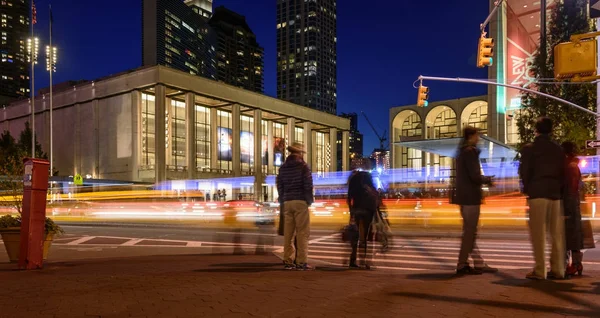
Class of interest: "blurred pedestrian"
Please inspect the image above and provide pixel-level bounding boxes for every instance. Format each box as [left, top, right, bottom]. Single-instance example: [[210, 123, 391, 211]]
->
[[519, 117, 566, 280], [347, 164, 378, 269], [454, 126, 496, 275], [276, 142, 314, 271], [561, 142, 584, 277]]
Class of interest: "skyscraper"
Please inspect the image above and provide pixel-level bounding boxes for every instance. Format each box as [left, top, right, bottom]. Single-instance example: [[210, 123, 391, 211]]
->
[[276, 0, 337, 114], [142, 0, 264, 93], [337, 112, 362, 170], [142, 0, 216, 79], [209, 6, 264, 93], [0, 0, 30, 105]]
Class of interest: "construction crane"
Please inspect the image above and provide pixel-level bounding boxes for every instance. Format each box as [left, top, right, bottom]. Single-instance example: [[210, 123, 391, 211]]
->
[[361, 111, 387, 151]]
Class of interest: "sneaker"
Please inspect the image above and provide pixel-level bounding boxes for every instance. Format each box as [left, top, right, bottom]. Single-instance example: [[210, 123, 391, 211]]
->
[[475, 264, 499, 273], [456, 266, 483, 275], [348, 263, 360, 269], [284, 263, 296, 270], [296, 263, 315, 271], [525, 271, 545, 280]]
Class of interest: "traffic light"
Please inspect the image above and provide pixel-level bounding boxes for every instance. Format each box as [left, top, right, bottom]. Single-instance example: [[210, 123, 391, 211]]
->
[[477, 34, 494, 68], [417, 84, 429, 107]]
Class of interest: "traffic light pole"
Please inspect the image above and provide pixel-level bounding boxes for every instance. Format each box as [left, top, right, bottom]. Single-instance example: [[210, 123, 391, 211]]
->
[[418, 75, 599, 118], [480, 0, 504, 32]]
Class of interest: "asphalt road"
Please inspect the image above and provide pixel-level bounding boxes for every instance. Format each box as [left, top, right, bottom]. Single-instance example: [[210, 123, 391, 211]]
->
[[12, 223, 592, 273]]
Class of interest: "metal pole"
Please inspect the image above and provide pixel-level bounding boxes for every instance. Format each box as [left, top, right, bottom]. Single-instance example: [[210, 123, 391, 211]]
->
[[596, 18, 600, 194], [418, 75, 599, 117], [49, 4, 53, 175], [540, 0, 547, 116], [30, 4, 35, 158], [480, 0, 504, 32]]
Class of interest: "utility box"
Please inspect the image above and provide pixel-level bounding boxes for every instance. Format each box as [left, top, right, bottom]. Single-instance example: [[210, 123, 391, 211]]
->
[[18, 158, 50, 270]]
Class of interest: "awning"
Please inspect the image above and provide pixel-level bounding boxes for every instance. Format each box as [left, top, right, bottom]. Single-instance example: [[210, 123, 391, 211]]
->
[[393, 135, 518, 161]]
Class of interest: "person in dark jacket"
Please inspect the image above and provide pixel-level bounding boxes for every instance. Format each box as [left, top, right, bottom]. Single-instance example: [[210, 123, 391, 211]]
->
[[454, 126, 496, 275], [562, 142, 584, 276], [519, 116, 566, 280], [276, 142, 314, 271], [347, 164, 379, 269]]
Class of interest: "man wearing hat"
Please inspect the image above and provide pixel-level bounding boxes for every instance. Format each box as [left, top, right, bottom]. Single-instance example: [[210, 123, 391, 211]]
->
[[276, 142, 315, 270]]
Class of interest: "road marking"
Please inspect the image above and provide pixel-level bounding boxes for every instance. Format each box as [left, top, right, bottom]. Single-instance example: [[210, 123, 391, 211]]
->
[[309, 233, 340, 244], [121, 238, 145, 246], [66, 236, 97, 245], [186, 241, 203, 247], [216, 231, 277, 237]]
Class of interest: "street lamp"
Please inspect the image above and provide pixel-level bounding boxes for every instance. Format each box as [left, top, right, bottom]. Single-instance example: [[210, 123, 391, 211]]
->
[[46, 45, 57, 176], [27, 37, 39, 158]]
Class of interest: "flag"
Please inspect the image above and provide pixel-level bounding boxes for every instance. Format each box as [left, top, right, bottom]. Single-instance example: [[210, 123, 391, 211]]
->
[[32, 1, 37, 25]]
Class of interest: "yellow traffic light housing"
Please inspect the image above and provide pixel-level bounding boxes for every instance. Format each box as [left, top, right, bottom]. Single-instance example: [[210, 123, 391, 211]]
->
[[554, 39, 597, 81], [417, 84, 429, 107], [477, 34, 494, 68]]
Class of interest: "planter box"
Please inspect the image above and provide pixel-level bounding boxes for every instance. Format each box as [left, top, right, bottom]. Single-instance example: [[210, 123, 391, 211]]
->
[[0, 228, 54, 263]]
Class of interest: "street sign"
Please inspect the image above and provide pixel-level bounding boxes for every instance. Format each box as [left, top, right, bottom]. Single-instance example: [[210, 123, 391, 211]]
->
[[586, 140, 600, 148], [591, 0, 600, 19], [73, 174, 83, 185]]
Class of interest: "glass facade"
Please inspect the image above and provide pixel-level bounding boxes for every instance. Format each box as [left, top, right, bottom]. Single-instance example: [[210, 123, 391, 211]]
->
[[196, 105, 211, 170], [170, 99, 186, 168], [240, 115, 255, 173], [217, 110, 232, 171], [141, 93, 156, 168]]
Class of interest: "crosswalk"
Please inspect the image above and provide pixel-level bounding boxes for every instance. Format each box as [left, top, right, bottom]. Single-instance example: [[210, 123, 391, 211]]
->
[[307, 234, 600, 271]]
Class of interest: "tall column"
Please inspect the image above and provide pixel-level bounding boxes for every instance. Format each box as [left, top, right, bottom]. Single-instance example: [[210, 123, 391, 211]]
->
[[329, 128, 337, 172], [154, 84, 167, 183], [185, 92, 196, 179], [253, 109, 263, 200], [286, 117, 295, 153], [342, 130, 350, 171], [210, 107, 218, 171], [131, 90, 141, 181], [267, 120, 274, 174], [232, 104, 241, 176], [303, 122, 312, 166]]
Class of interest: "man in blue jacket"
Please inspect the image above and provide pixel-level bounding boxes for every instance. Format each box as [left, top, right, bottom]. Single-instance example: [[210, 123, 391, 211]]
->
[[276, 142, 314, 270]]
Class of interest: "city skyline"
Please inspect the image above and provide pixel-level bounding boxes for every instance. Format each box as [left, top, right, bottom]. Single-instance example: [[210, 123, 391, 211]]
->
[[11, 0, 488, 156]]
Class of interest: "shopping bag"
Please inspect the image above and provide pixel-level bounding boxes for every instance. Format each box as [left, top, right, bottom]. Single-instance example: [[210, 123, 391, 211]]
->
[[582, 219, 595, 249]]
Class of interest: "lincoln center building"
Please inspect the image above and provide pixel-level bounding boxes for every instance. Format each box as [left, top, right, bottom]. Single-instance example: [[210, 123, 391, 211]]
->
[[0, 66, 350, 198]]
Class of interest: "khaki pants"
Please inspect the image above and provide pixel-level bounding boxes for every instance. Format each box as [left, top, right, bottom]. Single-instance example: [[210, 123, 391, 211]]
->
[[528, 198, 565, 278], [283, 200, 310, 265]]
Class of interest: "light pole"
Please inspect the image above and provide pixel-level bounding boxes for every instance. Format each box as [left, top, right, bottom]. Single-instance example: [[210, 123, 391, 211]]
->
[[27, 36, 39, 158], [46, 44, 56, 176]]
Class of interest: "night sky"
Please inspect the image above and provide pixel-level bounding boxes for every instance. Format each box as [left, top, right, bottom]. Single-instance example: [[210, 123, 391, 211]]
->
[[31, 0, 490, 155]]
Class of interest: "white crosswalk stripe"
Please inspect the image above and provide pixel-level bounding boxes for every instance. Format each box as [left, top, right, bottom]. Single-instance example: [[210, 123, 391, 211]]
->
[[307, 234, 600, 272]]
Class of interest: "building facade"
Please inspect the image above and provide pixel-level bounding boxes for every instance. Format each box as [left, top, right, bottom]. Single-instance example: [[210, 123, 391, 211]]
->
[[0, 0, 30, 105], [0, 66, 351, 199], [142, 0, 216, 80], [209, 6, 264, 93], [276, 0, 337, 114]]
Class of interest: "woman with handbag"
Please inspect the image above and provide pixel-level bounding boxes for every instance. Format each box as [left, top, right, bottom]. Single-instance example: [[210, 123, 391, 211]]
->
[[562, 142, 585, 276]]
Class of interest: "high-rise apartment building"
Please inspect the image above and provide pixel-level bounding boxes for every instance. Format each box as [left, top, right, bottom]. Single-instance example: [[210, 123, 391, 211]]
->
[[337, 112, 362, 170], [209, 6, 264, 93], [142, 0, 216, 80], [276, 0, 337, 114], [0, 0, 30, 105], [142, 0, 264, 93]]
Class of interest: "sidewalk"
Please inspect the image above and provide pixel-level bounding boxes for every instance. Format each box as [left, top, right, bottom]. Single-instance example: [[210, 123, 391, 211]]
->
[[1, 253, 599, 317]]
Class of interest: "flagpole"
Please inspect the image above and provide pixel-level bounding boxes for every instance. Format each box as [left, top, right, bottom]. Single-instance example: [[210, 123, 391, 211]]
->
[[49, 4, 53, 175], [30, 1, 35, 158]]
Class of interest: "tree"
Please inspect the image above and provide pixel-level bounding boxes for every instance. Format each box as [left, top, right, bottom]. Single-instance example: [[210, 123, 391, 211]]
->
[[516, 0, 596, 154], [0, 122, 48, 213]]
